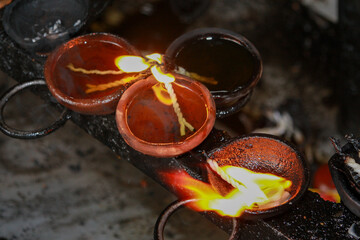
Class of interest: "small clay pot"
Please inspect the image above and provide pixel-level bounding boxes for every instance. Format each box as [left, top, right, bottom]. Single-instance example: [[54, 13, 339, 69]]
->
[[115, 73, 216, 158], [165, 28, 262, 118], [44, 32, 141, 115]]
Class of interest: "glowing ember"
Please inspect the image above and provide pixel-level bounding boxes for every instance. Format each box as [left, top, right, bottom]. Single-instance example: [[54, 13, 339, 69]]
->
[[162, 162, 292, 217]]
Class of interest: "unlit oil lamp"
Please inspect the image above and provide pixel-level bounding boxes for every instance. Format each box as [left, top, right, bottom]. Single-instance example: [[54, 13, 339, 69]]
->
[[329, 136, 360, 217], [115, 54, 216, 157], [155, 134, 309, 239], [44, 33, 141, 115], [2, 0, 90, 54], [165, 28, 262, 118]]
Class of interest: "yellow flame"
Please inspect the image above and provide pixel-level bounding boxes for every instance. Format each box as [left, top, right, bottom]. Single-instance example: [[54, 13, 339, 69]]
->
[[221, 166, 292, 202], [162, 166, 292, 217], [115, 55, 150, 73], [150, 65, 175, 84], [145, 53, 162, 64], [151, 83, 172, 105]]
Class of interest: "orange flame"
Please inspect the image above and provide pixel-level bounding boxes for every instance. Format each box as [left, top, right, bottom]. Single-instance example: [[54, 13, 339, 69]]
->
[[162, 166, 292, 217]]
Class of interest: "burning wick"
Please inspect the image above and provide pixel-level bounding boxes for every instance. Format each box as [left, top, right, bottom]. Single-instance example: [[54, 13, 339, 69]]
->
[[116, 54, 194, 136], [207, 159, 244, 191], [150, 65, 194, 136], [207, 159, 292, 210], [162, 160, 293, 217], [67, 53, 194, 135], [67, 54, 215, 95]]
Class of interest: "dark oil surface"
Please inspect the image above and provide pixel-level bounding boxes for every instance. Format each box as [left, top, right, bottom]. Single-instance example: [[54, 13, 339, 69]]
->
[[174, 37, 255, 92], [127, 82, 207, 143], [53, 40, 130, 99]]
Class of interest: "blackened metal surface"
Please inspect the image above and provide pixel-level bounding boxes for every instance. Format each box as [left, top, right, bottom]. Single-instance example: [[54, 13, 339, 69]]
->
[[329, 139, 360, 218], [265, 191, 358, 239], [329, 153, 360, 218], [2, 0, 89, 53], [0, 12, 359, 240], [338, 0, 360, 136]]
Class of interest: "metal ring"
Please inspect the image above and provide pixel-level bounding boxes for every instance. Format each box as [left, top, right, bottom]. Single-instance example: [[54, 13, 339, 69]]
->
[[0, 79, 71, 139], [154, 199, 240, 240]]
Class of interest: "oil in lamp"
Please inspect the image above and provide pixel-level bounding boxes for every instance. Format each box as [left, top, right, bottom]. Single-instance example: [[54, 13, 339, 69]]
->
[[165, 28, 262, 118]]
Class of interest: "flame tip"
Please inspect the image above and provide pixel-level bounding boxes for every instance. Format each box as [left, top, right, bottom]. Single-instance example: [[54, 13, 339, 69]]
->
[[162, 165, 292, 217]]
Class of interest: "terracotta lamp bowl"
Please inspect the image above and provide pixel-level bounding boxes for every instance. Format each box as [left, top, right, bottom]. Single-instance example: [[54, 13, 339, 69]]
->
[[207, 134, 310, 220], [165, 28, 262, 118], [116, 73, 216, 158], [44, 33, 141, 115]]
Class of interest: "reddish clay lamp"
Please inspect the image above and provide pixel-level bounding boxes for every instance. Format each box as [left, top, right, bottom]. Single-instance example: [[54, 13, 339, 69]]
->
[[116, 70, 216, 158], [206, 134, 309, 219], [44, 33, 141, 115]]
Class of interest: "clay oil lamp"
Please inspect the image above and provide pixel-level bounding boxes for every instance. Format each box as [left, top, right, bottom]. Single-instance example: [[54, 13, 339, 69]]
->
[[2, 0, 90, 54], [165, 28, 262, 118], [44, 33, 141, 115], [155, 134, 309, 239], [329, 136, 360, 217], [157, 134, 309, 229], [204, 134, 309, 219], [115, 53, 216, 158]]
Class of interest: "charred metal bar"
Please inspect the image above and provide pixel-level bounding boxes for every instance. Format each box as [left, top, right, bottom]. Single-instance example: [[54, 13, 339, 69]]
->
[[0, 9, 359, 239]]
